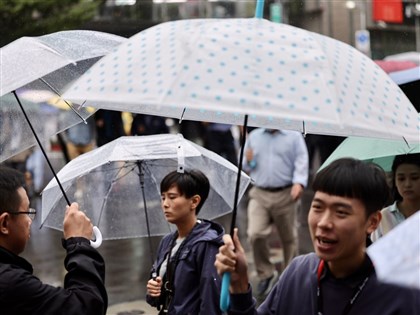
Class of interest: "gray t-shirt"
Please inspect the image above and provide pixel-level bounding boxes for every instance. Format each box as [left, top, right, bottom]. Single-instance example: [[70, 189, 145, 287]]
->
[[158, 237, 185, 279]]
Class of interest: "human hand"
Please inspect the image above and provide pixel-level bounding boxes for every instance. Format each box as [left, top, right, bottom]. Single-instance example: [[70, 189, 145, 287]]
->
[[147, 276, 162, 297], [63, 202, 93, 240], [215, 228, 249, 293], [290, 183, 303, 201]]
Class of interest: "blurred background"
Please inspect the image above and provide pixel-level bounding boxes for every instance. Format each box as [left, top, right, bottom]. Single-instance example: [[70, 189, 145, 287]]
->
[[1, 0, 419, 57]]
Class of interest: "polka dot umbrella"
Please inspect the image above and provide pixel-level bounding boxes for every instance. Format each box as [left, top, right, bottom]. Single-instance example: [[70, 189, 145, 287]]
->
[[62, 4, 420, 309], [63, 18, 419, 143]]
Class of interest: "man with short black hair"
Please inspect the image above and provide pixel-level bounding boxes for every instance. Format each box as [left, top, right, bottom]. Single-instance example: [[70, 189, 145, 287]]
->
[[146, 169, 224, 315], [215, 158, 420, 314], [0, 166, 108, 315]]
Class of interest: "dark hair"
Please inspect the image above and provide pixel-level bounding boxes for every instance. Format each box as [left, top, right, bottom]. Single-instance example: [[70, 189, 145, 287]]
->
[[312, 158, 390, 217], [391, 153, 420, 201], [0, 166, 26, 214], [160, 169, 210, 215]]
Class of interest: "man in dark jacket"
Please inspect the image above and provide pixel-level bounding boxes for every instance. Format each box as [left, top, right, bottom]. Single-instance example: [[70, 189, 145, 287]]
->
[[146, 169, 224, 315], [215, 158, 420, 315], [0, 166, 108, 314]]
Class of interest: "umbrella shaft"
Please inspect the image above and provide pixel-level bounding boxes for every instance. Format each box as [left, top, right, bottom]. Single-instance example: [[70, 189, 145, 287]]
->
[[13, 91, 71, 206], [229, 115, 248, 237]]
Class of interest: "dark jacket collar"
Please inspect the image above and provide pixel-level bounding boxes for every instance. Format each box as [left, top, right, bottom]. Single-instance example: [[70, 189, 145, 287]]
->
[[322, 254, 374, 288], [0, 246, 33, 273], [157, 219, 224, 265]]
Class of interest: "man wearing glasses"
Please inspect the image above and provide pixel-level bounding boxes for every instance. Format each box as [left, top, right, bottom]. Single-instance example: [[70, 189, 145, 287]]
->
[[0, 166, 107, 314]]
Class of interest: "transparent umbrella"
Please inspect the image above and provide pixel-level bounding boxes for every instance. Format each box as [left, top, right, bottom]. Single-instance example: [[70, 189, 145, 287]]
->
[[367, 211, 420, 289], [41, 134, 251, 240], [0, 30, 126, 163]]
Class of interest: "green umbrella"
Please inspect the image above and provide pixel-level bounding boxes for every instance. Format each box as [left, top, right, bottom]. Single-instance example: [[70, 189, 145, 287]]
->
[[319, 134, 420, 172]]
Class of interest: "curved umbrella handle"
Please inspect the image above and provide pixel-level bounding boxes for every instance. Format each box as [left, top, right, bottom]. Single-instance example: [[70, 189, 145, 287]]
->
[[90, 226, 103, 248], [220, 272, 231, 311]]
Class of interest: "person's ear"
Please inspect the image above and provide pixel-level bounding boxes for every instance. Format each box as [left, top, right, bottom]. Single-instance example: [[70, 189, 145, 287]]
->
[[366, 211, 382, 234], [0, 212, 10, 235], [190, 195, 201, 211]]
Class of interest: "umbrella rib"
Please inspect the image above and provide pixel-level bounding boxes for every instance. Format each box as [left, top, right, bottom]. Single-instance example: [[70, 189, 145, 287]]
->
[[139, 162, 172, 234], [97, 162, 136, 228], [39, 77, 86, 123]]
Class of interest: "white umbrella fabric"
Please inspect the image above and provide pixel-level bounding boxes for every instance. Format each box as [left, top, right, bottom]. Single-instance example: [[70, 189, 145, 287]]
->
[[320, 66, 420, 172], [63, 18, 419, 143], [0, 30, 126, 162], [41, 134, 251, 240]]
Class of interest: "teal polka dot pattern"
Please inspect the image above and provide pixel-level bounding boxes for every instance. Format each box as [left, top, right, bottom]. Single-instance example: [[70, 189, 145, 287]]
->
[[64, 18, 419, 143]]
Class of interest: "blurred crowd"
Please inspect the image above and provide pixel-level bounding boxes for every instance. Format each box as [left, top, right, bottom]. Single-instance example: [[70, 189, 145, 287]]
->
[[1, 109, 345, 200]]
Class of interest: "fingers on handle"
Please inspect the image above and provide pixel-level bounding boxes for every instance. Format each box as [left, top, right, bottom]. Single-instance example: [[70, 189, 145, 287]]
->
[[65, 202, 79, 215]]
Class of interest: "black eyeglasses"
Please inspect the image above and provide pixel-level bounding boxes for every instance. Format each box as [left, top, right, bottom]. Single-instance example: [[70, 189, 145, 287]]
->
[[7, 208, 37, 220]]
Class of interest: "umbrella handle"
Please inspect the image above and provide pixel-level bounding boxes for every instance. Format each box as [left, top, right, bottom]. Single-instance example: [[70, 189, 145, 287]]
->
[[90, 226, 103, 248], [220, 272, 231, 311]]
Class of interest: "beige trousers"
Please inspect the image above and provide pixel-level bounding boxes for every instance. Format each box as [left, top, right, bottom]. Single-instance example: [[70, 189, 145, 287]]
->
[[247, 186, 297, 280]]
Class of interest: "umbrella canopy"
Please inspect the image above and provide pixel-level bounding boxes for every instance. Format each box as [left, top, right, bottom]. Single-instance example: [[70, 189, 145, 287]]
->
[[374, 60, 418, 74], [384, 51, 420, 65], [0, 30, 126, 163], [63, 18, 419, 143], [320, 65, 420, 172], [367, 211, 420, 289], [319, 133, 420, 172], [41, 134, 251, 240], [389, 66, 420, 112], [389, 66, 420, 85]]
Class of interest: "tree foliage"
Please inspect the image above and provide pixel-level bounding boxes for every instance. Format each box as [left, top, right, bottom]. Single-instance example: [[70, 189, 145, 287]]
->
[[0, 0, 103, 46]]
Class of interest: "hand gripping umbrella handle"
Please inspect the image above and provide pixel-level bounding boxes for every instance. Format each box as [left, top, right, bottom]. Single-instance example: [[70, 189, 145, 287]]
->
[[220, 272, 231, 311], [90, 226, 103, 249]]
